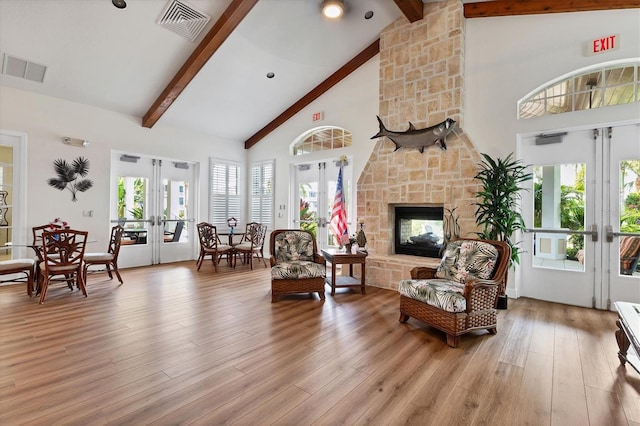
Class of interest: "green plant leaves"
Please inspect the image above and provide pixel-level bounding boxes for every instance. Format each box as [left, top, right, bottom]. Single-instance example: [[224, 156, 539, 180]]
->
[[474, 153, 533, 266]]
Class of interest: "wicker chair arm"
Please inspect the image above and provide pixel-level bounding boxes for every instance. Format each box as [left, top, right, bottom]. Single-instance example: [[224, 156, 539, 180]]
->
[[463, 279, 499, 312], [410, 266, 437, 280], [314, 254, 326, 265]]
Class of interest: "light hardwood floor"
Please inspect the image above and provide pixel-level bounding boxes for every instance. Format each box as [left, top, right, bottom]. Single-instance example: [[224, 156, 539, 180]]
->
[[0, 261, 638, 425]]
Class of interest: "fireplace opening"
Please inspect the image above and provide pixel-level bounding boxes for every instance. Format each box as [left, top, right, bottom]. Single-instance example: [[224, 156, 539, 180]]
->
[[394, 206, 444, 258]]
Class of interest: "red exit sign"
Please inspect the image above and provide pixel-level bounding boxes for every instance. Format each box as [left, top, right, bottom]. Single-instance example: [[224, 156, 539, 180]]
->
[[585, 34, 619, 56], [312, 112, 323, 121]]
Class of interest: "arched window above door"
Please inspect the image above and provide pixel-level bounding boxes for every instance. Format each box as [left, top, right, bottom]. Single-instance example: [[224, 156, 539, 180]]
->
[[518, 59, 639, 119], [291, 126, 352, 156]]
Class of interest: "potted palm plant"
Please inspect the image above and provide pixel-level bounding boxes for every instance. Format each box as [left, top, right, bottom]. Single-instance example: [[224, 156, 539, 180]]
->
[[473, 153, 532, 309]]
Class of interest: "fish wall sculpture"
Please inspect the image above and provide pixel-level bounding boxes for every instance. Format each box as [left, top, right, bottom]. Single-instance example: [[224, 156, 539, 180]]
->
[[370, 116, 457, 153]]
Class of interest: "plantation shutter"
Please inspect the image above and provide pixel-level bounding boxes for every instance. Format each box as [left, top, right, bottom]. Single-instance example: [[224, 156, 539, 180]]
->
[[250, 159, 274, 229], [209, 159, 241, 226]]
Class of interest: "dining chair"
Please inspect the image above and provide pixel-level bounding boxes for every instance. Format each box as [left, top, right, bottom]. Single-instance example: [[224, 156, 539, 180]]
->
[[38, 229, 88, 304], [233, 222, 267, 269], [83, 225, 124, 284], [31, 224, 49, 284], [196, 222, 233, 272], [163, 220, 184, 243], [0, 259, 36, 296]]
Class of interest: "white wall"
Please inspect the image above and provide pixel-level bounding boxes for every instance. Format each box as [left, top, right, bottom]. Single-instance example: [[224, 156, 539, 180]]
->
[[247, 56, 381, 231], [0, 86, 246, 247], [465, 8, 640, 157]]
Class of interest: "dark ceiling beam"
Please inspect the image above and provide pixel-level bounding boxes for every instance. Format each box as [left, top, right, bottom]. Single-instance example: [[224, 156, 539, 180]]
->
[[142, 0, 259, 128], [244, 39, 380, 149], [393, 0, 424, 22], [464, 0, 640, 18]]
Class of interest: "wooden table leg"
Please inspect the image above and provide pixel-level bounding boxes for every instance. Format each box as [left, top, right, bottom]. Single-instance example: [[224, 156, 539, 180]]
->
[[331, 261, 336, 296], [616, 318, 631, 365]]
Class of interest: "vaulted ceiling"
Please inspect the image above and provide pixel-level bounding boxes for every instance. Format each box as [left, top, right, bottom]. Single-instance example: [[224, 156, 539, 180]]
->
[[0, 0, 636, 148]]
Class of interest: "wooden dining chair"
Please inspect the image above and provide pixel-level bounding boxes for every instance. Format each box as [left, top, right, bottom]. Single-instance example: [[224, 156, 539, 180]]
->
[[233, 222, 267, 269], [31, 224, 49, 285], [0, 259, 36, 296], [196, 222, 233, 272], [83, 225, 124, 284], [38, 229, 88, 304]]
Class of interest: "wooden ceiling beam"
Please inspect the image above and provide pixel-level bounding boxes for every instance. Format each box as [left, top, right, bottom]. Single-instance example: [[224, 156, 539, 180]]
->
[[244, 39, 380, 150], [142, 0, 259, 128], [464, 0, 640, 18], [393, 0, 424, 23]]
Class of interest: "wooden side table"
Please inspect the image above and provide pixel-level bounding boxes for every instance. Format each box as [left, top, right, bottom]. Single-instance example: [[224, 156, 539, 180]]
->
[[614, 301, 640, 374], [321, 249, 367, 296]]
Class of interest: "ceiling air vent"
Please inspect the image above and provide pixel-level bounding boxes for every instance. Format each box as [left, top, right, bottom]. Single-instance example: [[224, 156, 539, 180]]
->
[[2, 54, 47, 83], [157, 0, 211, 42]]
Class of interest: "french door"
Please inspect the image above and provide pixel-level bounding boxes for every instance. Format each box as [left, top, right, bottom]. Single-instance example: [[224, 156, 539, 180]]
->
[[519, 124, 640, 309], [292, 158, 353, 250], [0, 131, 26, 261], [111, 152, 196, 268]]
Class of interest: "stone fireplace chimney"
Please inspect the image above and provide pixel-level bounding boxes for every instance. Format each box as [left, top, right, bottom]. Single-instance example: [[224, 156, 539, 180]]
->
[[357, 0, 483, 289]]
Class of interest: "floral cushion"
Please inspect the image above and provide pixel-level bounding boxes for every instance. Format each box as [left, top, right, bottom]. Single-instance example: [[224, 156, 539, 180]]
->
[[271, 261, 325, 280], [273, 231, 315, 262], [435, 240, 498, 284], [398, 278, 466, 313]]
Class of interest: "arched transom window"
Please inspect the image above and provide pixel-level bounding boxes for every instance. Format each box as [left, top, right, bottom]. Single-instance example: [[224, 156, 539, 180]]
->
[[518, 59, 639, 119], [292, 126, 352, 156]]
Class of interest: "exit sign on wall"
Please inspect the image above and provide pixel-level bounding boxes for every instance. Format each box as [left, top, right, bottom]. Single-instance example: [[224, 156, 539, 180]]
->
[[312, 112, 323, 121], [585, 34, 619, 56]]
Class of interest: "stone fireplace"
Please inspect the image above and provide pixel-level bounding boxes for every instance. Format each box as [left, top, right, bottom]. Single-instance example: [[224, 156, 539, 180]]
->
[[357, 0, 483, 290]]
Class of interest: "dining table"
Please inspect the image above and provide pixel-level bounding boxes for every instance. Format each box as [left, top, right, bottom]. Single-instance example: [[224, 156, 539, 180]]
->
[[217, 229, 246, 246]]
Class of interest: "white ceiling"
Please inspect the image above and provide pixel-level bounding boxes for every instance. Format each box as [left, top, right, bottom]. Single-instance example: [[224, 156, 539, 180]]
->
[[0, 0, 404, 143]]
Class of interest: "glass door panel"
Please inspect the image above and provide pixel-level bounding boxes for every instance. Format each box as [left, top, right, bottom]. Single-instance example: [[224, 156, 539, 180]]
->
[[0, 146, 12, 261], [531, 163, 586, 272]]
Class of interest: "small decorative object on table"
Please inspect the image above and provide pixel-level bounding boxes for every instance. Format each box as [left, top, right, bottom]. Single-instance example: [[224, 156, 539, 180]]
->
[[356, 218, 367, 253], [48, 217, 69, 230], [227, 217, 238, 235]]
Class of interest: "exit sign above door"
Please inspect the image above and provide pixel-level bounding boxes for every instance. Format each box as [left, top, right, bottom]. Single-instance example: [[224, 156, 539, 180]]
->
[[585, 34, 619, 56]]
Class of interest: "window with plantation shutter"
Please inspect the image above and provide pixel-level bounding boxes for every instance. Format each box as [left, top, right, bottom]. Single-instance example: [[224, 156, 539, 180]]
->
[[250, 159, 274, 229], [209, 159, 241, 226]]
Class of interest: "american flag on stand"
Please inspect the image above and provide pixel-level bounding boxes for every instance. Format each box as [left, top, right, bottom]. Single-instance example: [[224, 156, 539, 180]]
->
[[329, 166, 349, 246]]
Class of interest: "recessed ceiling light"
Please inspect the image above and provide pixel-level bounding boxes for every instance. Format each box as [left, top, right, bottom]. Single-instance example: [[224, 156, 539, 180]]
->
[[112, 0, 126, 9], [321, 0, 345, 19], [266, 72, 275, 79], [364, 10, 374, 20]]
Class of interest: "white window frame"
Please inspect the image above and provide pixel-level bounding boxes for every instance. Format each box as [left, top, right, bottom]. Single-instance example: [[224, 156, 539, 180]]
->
[[250, 159, 274, 229], [209, 158, 242, 227]]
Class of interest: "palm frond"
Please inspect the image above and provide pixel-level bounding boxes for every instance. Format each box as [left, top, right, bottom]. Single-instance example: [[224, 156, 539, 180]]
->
[[47, 178, 67, 190], [75, 179, 93, 192], [72, 157, 90, 176], [53, 159, 76, 182]]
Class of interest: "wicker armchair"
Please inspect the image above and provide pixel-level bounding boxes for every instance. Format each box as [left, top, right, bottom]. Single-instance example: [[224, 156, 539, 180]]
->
[[398, 239, 510, 347], [269, 229, 326, 302]]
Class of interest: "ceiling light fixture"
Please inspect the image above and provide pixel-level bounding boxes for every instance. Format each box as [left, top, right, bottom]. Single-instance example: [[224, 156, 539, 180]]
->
[[321, 0, 345, 19], [112, 0, 127, 9]]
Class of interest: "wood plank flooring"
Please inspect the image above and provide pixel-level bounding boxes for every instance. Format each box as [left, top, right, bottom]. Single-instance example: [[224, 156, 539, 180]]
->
[[0, 261, 638, 425]]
